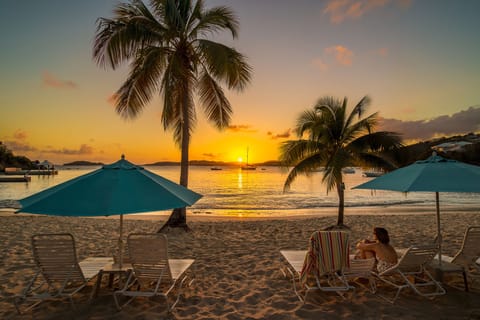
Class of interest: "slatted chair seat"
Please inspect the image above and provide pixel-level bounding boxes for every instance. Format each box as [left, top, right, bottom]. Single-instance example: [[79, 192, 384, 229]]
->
[[375, 245, 446, 303]]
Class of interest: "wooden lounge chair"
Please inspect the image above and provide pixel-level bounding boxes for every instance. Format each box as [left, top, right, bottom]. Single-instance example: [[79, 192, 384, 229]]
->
[[113, 233, 195, 311], [375, 245, 446, 304], [281, 231, 354, 302], [14, 233, 112, 314]]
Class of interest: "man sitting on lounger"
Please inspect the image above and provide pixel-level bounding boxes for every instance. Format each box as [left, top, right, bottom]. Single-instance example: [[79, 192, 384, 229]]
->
[[356, 227, 398, 273]]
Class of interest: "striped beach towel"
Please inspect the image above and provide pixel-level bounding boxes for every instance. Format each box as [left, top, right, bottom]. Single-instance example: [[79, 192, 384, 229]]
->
[[300, 231, 350, 285]]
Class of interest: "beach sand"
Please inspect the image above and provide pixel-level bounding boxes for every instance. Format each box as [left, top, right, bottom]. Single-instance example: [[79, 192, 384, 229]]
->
[[1, 209, 479, 319]]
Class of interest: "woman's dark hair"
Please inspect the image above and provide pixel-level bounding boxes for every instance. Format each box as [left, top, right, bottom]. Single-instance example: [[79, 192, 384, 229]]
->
[[374, 227, 390, 244]]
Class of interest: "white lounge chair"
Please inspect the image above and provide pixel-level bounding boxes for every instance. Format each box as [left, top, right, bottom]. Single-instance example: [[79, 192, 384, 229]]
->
[[14, 233, 112, 314], [344, 257, 376, 293], [436, 226, 480, 291], [113, 233, 194, 311], [281, 231, 354, 302], [375, 245, 446, 303]]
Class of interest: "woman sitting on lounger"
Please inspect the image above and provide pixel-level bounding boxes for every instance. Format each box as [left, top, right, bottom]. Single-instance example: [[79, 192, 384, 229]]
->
[[356, 227, 398, 273]]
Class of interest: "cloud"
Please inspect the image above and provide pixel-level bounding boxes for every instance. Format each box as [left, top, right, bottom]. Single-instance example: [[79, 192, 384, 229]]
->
[[202, 153, 216, 158], [46, 144, 94, 155], [323, 0, 410, 24], [374, 47, 389, 57], [267, 129, 291, 140], [3, 140, 37, 152], [227, 124, 257, 133], [42, 71, 77, 89], [325, 45, 354, 66], [311, 57, 329, 71], [13, 129, 28, 141], [378, 106, 480, 141]]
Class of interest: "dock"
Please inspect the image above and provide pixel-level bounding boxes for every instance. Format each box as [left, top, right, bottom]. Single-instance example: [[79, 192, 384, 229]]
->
[[0, 176, 31, 182], [4, 169, 57, 176]]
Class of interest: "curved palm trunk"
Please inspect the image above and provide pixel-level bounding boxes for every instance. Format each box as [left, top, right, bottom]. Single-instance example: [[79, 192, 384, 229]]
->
[[159, 83, 191, 232]]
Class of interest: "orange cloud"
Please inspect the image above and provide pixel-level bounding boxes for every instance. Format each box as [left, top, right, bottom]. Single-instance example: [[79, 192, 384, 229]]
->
[[323, 0, 410, 24], [47, 144, 94, 155], [325, 45, 354, 66], [13, 129, 28, 140], [42, 71, 77, 89], [311, 57, 329, 71], [267, 129, 291, 140], [227, 124, 257, 133], [375, 47, 389, 57]]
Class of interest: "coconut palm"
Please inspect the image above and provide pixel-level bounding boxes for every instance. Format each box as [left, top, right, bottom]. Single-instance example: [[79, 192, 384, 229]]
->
[[93, 0, 252, 229], [280, 96, 402, 227]]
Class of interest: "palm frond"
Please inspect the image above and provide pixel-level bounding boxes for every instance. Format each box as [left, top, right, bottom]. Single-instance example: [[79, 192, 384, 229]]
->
[[189, 5, 239, 38], [282, 153, 324, 192], [198, 70, 232, 129], [197, 39, 252, 90], [349, 131, 403, 153], [279, 140, 324, 166], [93, 1, 166, 69], [114, 46, 169, 119]]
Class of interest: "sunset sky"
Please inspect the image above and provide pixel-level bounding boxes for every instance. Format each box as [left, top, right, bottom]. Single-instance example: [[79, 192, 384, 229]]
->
[[1, 0, 479, 165]]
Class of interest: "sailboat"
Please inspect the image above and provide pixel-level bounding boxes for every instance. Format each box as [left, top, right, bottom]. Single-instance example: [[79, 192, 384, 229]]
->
[[241, 147, 256, 170]]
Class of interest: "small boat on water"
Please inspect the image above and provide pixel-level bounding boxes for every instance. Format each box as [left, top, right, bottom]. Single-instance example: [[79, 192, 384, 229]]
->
[[241, 147, 256, 170], [210, 167, 222, 171], [363, 171, 383, 177], [342, 167, 355, 174]]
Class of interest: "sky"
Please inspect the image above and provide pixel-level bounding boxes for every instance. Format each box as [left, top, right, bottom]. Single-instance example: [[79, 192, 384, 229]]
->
[[1, 0, 479, 165]]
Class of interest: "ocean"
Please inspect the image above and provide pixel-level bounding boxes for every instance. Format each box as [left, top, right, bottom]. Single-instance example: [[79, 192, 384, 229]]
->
[[0, 166, 478, 217]]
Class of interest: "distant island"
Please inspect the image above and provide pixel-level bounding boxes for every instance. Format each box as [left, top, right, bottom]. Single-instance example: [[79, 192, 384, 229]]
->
[[63, 161, 104, 166], [2, 132, 479, 171], [144, 160, 282, 167]]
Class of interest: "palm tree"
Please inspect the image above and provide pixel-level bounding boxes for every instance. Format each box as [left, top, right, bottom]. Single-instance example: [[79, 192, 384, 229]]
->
[[93, 0, 252, 230], [280, 96, 402, 227]]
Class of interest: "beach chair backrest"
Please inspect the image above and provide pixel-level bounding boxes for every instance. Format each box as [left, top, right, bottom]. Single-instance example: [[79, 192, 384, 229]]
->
[[300, 231, 349, 284], [32, 233, 86, 286], [127, 233, 171, 285], [397, 245, 437, 270], [453, 226, 480, 265]]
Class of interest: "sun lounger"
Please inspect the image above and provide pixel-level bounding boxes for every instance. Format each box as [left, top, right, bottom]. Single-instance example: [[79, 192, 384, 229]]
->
[[434, 226, 480, 291], [375, 245, 446, 303], [281, 231, 354, 302], [14, 233, 112, 314], [113, 233, 194, 311]]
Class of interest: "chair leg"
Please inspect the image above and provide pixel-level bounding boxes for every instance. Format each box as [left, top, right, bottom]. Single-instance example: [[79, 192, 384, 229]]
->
[[462, 270, 469, 292]]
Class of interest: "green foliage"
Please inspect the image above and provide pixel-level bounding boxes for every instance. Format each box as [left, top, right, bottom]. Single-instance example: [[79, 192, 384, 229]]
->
[[0, 143, 35, 171], [280, 96, 403, 226], [93, 0, 252, 228]]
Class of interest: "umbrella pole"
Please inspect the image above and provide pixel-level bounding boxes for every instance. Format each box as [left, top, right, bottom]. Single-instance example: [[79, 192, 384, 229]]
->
[[119, 214, 124, 269], [436, 192, 442, 266]]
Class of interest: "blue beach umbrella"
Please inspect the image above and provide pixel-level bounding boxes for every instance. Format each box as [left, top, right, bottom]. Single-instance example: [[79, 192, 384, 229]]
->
[[353, 152, 480, 264], [18, 155, 202, 267]]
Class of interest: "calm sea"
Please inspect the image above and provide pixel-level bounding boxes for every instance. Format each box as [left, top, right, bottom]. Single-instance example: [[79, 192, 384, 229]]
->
[[0, 166, 478, 217]]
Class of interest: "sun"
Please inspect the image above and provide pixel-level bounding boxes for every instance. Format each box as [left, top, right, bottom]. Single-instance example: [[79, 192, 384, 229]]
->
[[237, 157, 243, 163]]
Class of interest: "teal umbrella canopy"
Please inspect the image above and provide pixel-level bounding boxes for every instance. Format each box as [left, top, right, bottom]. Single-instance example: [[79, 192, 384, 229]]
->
[[353, 152, 480, 265], [353, 153, 480, 193], [19, 155, 203, 216]]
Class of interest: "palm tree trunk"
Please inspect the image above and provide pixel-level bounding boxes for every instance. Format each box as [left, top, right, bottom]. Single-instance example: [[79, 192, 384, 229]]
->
[[336, 180, 345, 226], [158, 82, 191, 232]]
